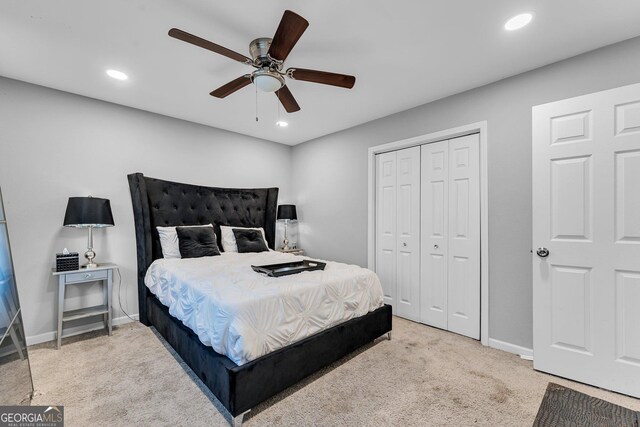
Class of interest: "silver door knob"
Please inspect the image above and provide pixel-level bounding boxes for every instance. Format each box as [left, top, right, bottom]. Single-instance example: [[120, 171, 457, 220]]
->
[[434, 244, 439, 249], [402, 242, 407, 247], [536, 248, 549, 258]]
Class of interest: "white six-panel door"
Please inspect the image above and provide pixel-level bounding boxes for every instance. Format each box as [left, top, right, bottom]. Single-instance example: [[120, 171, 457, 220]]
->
[[376, 151, 397, 308], [420, 135, 480, 339], [396, 147, 421, 321], [376, 147, 421, 320], [446, 135, 481, 339], [420, 141, 449, 329], [533, 83, 640, 397]]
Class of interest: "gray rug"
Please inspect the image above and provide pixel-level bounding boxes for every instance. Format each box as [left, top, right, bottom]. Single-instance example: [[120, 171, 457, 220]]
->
[[533, 383, 640, 427]]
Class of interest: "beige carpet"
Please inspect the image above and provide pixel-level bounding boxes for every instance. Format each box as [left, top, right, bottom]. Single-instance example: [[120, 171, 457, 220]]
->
[[29, 317, 640, 426], [0, 352, 33, 405]]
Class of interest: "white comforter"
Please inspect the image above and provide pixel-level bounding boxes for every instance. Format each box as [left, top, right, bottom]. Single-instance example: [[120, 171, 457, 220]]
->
[[144, 251, 384, 365]]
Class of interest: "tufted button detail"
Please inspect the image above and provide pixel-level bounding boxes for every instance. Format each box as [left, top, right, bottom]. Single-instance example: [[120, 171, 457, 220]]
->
[[144, 180, 276, 260]]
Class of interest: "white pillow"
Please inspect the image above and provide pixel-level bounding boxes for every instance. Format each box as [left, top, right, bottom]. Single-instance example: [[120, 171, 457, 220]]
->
[[157, 224, 213, 259], [219, 226, 267, 253]]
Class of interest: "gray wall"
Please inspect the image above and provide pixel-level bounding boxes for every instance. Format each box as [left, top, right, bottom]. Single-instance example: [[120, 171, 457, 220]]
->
[[291, 36, 640, 349], [0, 77, 292, 341], [3, 35, 640, 350]]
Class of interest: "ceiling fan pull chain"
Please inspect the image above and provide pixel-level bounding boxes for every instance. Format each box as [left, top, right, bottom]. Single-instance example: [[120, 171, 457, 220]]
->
[[255, 84, 258, 122], [277, 91, 281, 123]]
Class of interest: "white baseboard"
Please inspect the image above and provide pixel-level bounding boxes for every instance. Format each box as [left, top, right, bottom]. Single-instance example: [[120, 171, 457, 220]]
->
[[112, 314, 139, 326], [488, 338, 533, 359], [26, 314, 139, 346]]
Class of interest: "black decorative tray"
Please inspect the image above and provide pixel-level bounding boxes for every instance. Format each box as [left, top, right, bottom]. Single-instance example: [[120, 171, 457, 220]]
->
[[251, 259, 327, 277]]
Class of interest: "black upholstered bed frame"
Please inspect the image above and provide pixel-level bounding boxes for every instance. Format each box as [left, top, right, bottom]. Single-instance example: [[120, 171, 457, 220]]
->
[[127, 173, 392, 424]]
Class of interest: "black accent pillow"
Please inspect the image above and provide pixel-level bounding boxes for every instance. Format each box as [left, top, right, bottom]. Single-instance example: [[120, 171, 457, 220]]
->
[[233, 228, 269, 253], [176, 226, 221, 258]]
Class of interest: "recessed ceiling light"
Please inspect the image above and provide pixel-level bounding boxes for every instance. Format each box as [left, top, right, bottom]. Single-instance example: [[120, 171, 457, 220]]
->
[[275, 121, 288, 127], [504, 13, 533, 31], [106, 69, 128, 80]]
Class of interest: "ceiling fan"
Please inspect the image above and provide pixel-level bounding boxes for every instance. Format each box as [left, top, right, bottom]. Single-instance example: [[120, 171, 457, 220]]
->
[[169, 10, 356, 113]]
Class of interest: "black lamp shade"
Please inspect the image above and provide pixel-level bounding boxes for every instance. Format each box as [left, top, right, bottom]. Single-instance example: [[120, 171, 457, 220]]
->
[[63, 197, 114, 228], [277, 204, 297, 221]]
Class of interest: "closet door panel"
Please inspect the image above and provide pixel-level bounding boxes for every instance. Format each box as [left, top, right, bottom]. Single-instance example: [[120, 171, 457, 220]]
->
[[447, 134, 480, 339], [396, 146, 421, 321], [376, 152, 397, 309], [420, 141, 449, 328]]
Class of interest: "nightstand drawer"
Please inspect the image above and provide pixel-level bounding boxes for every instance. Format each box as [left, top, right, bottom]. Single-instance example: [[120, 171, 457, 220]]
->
[[65, 269, 108, 284]]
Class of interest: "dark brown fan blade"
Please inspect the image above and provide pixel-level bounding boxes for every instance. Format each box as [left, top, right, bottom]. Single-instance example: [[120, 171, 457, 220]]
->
[[287, 68, 355, 89], [169, 28, 253, 65], [275, 85, 300, 113], [267, 10, 309, 62], [210, 75, 252, 98]]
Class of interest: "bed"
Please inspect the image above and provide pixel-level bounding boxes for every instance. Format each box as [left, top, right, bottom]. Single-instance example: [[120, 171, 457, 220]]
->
[[127, 173, 392, 426]]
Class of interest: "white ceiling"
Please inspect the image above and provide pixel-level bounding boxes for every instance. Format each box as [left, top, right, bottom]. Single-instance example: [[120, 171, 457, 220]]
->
[[1, 1, 640, 145]]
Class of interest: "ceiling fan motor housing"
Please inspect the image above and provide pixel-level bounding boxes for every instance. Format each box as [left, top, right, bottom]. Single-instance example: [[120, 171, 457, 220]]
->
[[249, 37, 285, 92], [250, 38, 274, 64]]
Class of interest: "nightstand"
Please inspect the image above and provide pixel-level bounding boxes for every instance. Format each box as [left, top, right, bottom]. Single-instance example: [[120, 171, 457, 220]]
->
[[52, 263, 116, 349], [277, 248, 304, 256]]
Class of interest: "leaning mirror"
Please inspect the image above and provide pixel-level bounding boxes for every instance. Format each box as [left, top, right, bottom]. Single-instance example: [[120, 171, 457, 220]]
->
[[0, 187, 34, 405]]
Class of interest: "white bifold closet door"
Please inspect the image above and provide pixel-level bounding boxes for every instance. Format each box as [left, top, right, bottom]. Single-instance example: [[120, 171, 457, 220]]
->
[[375, 146, 421, 321], [420, 134, 480, 339]]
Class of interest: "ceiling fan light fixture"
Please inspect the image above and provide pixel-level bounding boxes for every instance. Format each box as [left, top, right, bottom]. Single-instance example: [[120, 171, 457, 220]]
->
[[252, 69, 284, 92]]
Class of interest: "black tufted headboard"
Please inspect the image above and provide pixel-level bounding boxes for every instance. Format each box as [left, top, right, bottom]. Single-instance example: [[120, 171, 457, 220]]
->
[[127, 173, 279, 325]]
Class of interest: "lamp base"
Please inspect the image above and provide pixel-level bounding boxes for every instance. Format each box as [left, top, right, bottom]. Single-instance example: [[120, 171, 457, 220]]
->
[[84, 248, 98, 269]]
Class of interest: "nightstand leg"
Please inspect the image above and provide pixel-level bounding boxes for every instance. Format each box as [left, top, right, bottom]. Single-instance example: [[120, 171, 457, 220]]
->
[[107, 270, 113, 335], [57, 276, 65, 349], [102, 276, 108, 330]]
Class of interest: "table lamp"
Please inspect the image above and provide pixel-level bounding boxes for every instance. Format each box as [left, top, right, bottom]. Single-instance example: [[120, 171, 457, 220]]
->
[[63, 196, 114, 268], [277, 204, 297, 251]]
